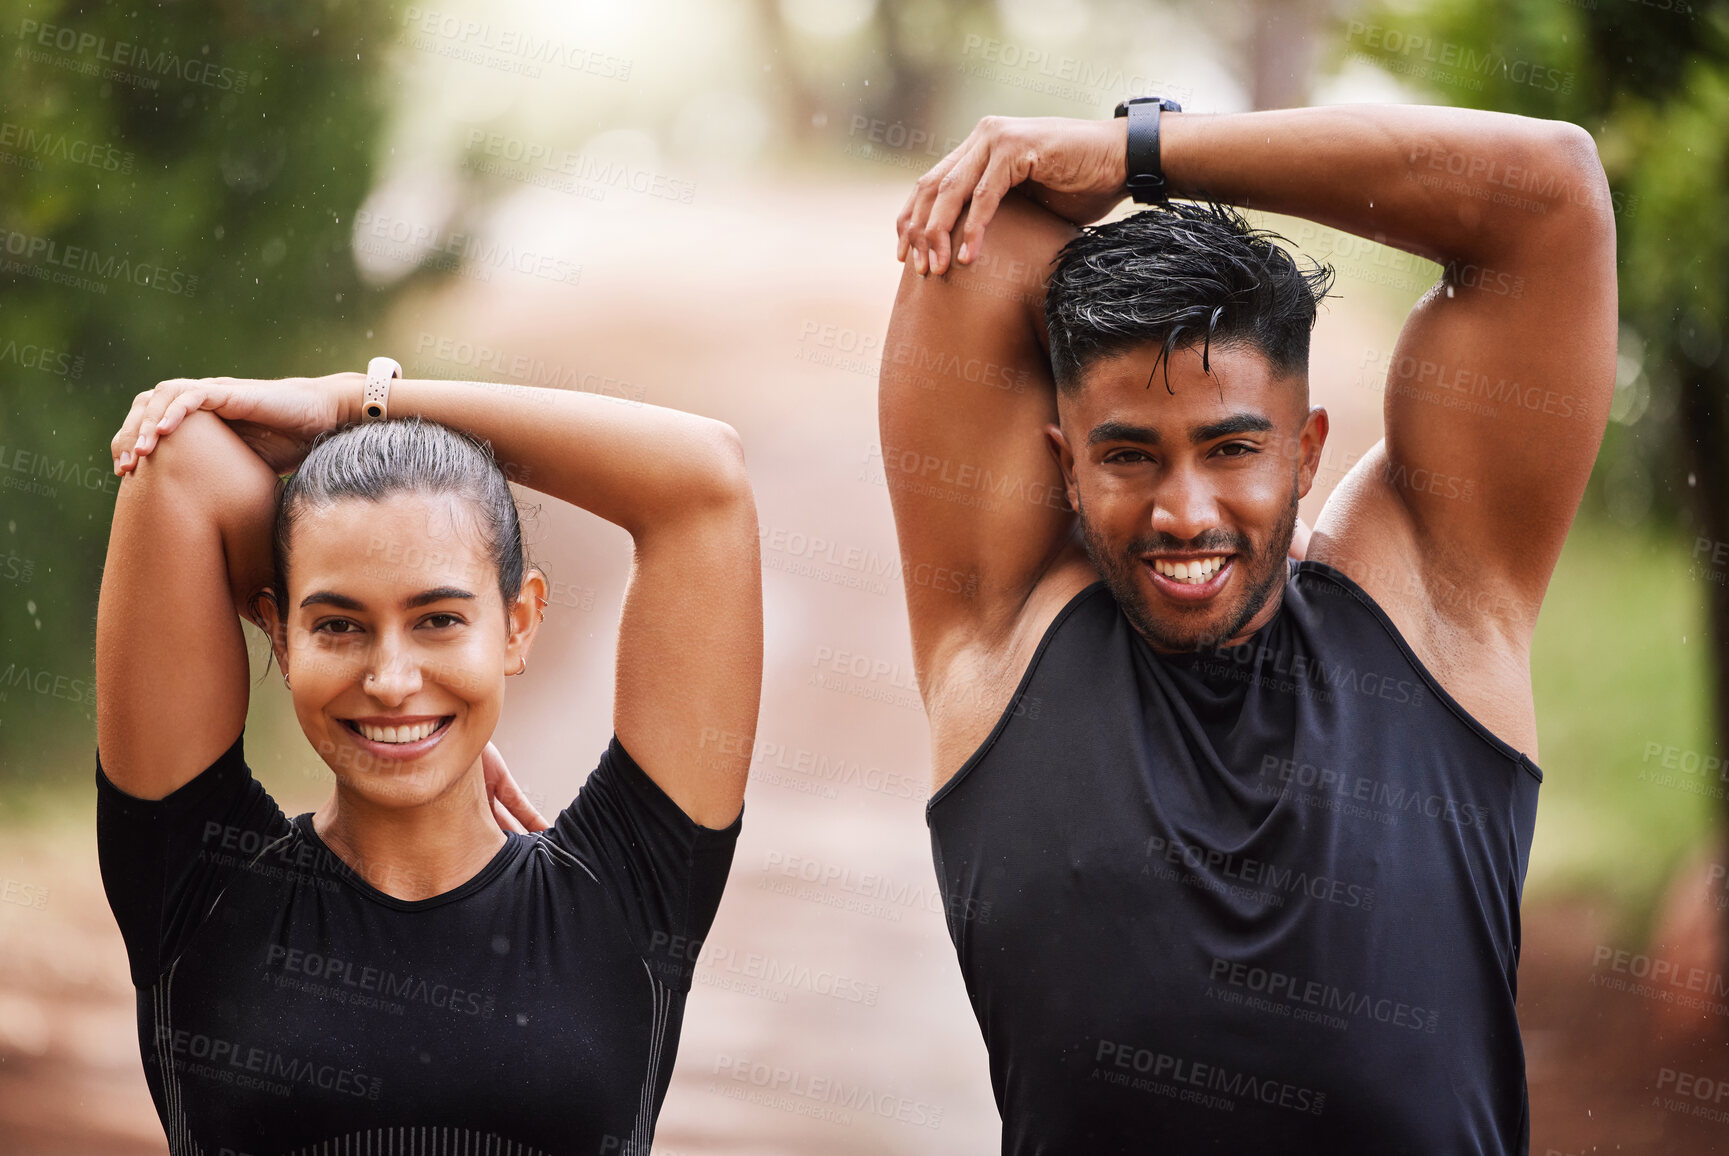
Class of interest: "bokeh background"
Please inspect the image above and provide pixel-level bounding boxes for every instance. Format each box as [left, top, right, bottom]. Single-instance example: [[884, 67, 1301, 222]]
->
[[0, 0, 1724, 1151]]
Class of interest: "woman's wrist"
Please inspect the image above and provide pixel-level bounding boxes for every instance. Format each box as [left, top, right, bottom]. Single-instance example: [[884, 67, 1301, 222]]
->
[[325, 371, 367, 427]]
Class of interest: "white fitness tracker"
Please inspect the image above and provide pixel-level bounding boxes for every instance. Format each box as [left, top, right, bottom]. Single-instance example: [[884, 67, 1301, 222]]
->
[[362, 355, 401, 422]]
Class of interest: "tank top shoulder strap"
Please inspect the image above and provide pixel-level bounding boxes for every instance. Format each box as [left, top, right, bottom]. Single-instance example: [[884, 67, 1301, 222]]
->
[[926, 579, 1112, 814], [1288, 559, 1541, 781]]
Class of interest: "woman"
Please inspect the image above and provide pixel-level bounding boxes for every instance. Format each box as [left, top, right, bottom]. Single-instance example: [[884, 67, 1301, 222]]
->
[[94, 367, 762, 1154]]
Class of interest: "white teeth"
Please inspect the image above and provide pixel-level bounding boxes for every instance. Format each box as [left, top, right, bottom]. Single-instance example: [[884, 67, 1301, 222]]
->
[[1152, 556, 1226, 584], [355, 719, 442, 743]]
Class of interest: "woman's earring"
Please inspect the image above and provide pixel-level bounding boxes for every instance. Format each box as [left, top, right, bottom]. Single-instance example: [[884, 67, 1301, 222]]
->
[[514, 654, 528, 676]]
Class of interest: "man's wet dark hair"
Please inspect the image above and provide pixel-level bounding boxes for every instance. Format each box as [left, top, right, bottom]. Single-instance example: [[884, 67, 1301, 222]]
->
[[266, 415, 528, 623], [1044, 198, 1336, 395]]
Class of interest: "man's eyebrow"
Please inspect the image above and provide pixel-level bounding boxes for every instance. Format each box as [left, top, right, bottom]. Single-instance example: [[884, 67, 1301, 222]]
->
[[299, 586, 476, 611], [1087, 414, 1274, 449], [1088, 420, 1160, 448], [1192, 414, 1275, 443]]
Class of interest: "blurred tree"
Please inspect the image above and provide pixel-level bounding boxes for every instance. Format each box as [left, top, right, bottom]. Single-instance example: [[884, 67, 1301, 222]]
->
[[0, 0, 426, 780], [753, 0, 993, 152], [1340, 0, 1729, 951]]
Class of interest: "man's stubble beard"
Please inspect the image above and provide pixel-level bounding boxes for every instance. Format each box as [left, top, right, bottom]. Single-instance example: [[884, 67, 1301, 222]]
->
[[1076, 483, 1299, 653]]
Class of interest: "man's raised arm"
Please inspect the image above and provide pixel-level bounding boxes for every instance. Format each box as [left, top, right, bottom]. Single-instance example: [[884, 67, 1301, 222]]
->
[[901, 106, 1616, 643], [878, 190, 1081, 684], [1154, 108, 1617, 631]]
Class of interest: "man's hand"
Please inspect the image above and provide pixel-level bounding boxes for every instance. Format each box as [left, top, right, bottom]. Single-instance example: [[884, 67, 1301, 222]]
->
[[482, 741, 549, 834], [111, 373, 361, 477], [897, 115, 1128, 277]]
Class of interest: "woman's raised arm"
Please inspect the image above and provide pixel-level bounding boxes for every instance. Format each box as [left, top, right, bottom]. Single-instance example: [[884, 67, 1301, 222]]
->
[[96, 408, 279, 799], [115, 375, 762, 830]]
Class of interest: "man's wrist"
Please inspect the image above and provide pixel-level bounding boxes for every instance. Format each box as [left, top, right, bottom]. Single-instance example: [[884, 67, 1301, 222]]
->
[[1105, 117, 1130, 199]]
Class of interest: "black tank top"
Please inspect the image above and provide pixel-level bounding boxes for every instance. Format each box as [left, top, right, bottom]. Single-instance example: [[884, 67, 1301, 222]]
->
[[927, 560, 1540, 1154]]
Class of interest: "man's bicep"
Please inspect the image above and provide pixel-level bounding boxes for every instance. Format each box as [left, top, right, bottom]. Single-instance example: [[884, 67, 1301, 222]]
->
[[1376, 210, 1616, 622], [879, 192, 1079, 661]]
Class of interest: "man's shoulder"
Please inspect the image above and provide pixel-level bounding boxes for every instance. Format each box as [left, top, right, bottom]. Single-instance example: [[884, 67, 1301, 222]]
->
[[923, 554, 1103, 790], [1307, 468, 1540, 756]]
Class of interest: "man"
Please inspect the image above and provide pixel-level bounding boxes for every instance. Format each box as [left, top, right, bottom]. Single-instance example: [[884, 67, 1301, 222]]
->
[[879, 104, 1615, 1152]]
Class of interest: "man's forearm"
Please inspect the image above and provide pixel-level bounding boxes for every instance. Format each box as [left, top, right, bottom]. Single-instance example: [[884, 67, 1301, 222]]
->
[[337, 374, 749, 540], [1157, 105, 1609, 267]]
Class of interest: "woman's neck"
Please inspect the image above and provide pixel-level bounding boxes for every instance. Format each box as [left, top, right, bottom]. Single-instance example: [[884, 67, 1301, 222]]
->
[[311, 764, 508, 902]]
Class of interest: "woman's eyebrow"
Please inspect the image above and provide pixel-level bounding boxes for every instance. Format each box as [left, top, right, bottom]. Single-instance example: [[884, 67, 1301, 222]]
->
[[298, 586, 475, 611]]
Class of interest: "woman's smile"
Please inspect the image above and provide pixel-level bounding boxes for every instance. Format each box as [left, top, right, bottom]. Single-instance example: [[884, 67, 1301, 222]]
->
[[338, 712, 457, 761]]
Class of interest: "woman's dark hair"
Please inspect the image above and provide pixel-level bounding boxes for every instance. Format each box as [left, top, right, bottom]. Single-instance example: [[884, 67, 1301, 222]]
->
[[263, 416, 528, 638], [1044, 198, 1336, 395]]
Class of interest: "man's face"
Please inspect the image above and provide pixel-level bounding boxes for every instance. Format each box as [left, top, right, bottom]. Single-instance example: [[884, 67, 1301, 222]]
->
[[1047, 342, 1328, 653]]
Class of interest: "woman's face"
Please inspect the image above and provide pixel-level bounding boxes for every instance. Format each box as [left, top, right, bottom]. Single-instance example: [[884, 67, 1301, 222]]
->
[[268, 490, 540, 811]]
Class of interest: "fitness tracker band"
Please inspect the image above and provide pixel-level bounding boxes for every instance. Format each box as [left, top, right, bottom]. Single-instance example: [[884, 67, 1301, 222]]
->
[[363, 356, 400, 422], [1114, 96, 1183, 204]]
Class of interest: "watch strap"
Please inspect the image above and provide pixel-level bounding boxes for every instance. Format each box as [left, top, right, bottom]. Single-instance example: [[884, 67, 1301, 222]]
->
[[1114, 96, 1182, 204]]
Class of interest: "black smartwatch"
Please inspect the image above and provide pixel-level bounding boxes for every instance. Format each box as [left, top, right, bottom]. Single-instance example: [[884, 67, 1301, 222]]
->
[[1113, 96, 1183, 204]]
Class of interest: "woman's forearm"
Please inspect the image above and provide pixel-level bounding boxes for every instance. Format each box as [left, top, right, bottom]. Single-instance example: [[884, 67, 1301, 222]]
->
[[333, 374, 749, 539]]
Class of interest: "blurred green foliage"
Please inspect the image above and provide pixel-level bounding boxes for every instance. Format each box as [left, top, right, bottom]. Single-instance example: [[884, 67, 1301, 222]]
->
[[1340, 0, 1729, 527], [0, 0, 411, 775], [1342, 0, 1729, 920], [1527, 519, 1714, 927]]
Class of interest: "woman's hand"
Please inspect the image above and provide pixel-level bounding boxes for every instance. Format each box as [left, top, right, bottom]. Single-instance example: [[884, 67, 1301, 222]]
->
[[482, 741, 550, 834], [111, 373, 361, 477], [897, 115, 1129, 277]]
